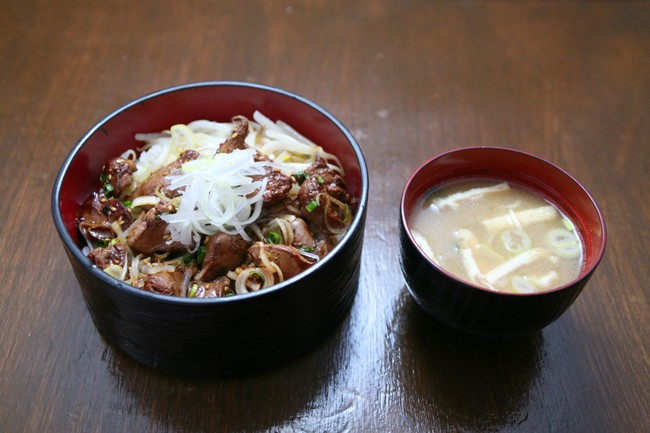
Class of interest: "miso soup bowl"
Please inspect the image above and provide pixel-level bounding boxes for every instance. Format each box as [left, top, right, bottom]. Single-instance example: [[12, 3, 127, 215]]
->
[[51, 82, 368, 375], [399, 147, 606, 338]]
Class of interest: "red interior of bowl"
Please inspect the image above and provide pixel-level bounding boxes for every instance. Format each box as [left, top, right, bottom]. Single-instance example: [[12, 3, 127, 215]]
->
[[401, 147, 606, 279], [57, 83, 363, 244]]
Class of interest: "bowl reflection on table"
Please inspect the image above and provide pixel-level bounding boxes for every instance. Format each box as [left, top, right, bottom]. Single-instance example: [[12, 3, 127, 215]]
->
[[390, 294, 545, 430], [398, 147, 606, 338], [51, 81, 369, 376]]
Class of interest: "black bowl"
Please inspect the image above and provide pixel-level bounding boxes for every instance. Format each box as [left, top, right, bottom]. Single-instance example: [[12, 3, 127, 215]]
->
[[52, 82, 368, 375], [399, 147, 606, 338]]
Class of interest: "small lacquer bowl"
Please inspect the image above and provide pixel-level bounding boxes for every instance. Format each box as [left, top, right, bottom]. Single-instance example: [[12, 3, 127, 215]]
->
[[399, 147, 606, 338]]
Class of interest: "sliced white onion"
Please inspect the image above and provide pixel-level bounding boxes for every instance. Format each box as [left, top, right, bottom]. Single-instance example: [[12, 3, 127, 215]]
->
[[130, 195, 161, 208], [161, 148, 272, 245], [104, 264, 124, 280], [500, 229, 532, 253], [235, 268, 274, 295], [139, 263, 177, 274]]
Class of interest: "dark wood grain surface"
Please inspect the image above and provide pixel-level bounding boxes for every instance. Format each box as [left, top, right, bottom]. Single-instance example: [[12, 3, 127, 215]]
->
[[1, 1, 648, 432]]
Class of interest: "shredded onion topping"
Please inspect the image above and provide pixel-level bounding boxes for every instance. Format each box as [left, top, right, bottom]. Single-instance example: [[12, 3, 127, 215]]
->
[[81, 111, 354, 297], [161, 148, 273, 246]]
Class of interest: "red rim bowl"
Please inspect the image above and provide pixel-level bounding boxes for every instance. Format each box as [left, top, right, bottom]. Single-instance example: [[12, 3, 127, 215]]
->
[[51, 81, 369, 375], [399, 147, 606, 338]]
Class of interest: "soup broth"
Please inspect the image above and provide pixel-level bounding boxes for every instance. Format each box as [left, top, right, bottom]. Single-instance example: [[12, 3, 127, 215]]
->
[[408, 179, 583, 293]]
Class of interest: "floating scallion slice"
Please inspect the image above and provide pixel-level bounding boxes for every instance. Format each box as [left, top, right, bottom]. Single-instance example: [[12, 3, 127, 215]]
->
[[546, 228, 581, 258]]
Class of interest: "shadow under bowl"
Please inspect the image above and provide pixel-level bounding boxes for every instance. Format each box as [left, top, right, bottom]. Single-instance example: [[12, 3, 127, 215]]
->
[[51, 81, 369, 376], [399, 147, 606, 338]]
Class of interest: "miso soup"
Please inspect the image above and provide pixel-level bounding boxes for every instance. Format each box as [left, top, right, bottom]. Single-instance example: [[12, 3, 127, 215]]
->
[[408, 179, 583, 293]]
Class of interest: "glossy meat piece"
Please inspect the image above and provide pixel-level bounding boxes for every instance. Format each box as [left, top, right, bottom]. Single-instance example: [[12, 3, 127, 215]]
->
[[87, 243, 128, 269], [218, 118, 249, 153], [126, 200, 186, 254], [77, 192, 132, 243], [290, 217, 315, 249], [261, 168, 293, 205], [131, 150, 199, 198], [103, 157, 136, 197], [143, 270, 184, 296], [298, 157, 353, 234], [304, 157, 352, 204], [198, 232, 249, 281], [192, 276, 232, 298], [248, 242, 316, 280], [252, 149, 293, 205]]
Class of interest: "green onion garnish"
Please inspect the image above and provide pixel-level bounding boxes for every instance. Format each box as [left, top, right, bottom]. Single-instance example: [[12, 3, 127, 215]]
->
[[267, 231, 281, 244], [197, 245, 207, 265], [306, 200, 319, 212], [188, 284, 198, 298], [93, 239, 109, 248], [294, 170, 309, 184], [103, 183, 114, 195]]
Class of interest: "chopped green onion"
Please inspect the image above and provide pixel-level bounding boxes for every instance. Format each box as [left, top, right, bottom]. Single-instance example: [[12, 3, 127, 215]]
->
[[294, 170, 309, 184], [99, 172, 107, 183], [306, 200, 319, 212], [267, 231, 282, 244], [94, 239, 109, 248], [300, 246, 315, 252], [188, 284, 198, 298], [317, 176, 324, 184], [123, 200, 132, 208], [547, 228, 581, 258], [103, 183, 114, 195], [197, 245, 207, 265]]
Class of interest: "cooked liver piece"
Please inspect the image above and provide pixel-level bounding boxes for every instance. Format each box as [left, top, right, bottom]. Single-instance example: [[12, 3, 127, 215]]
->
[[218, 118, 249, 153], [297, 157, 353, 233], [143, 270, 184, 296], [247, 242, 316, 280], [77, 192, 132, 243], [198, 232, 250, 281], [87, 243, 128, 269], [126, 200, 186, 255], [104, 157, 136, 196]]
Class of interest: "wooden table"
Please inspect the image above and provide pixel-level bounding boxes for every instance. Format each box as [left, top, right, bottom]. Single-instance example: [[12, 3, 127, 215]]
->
[[1, 1, 648, 432]]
